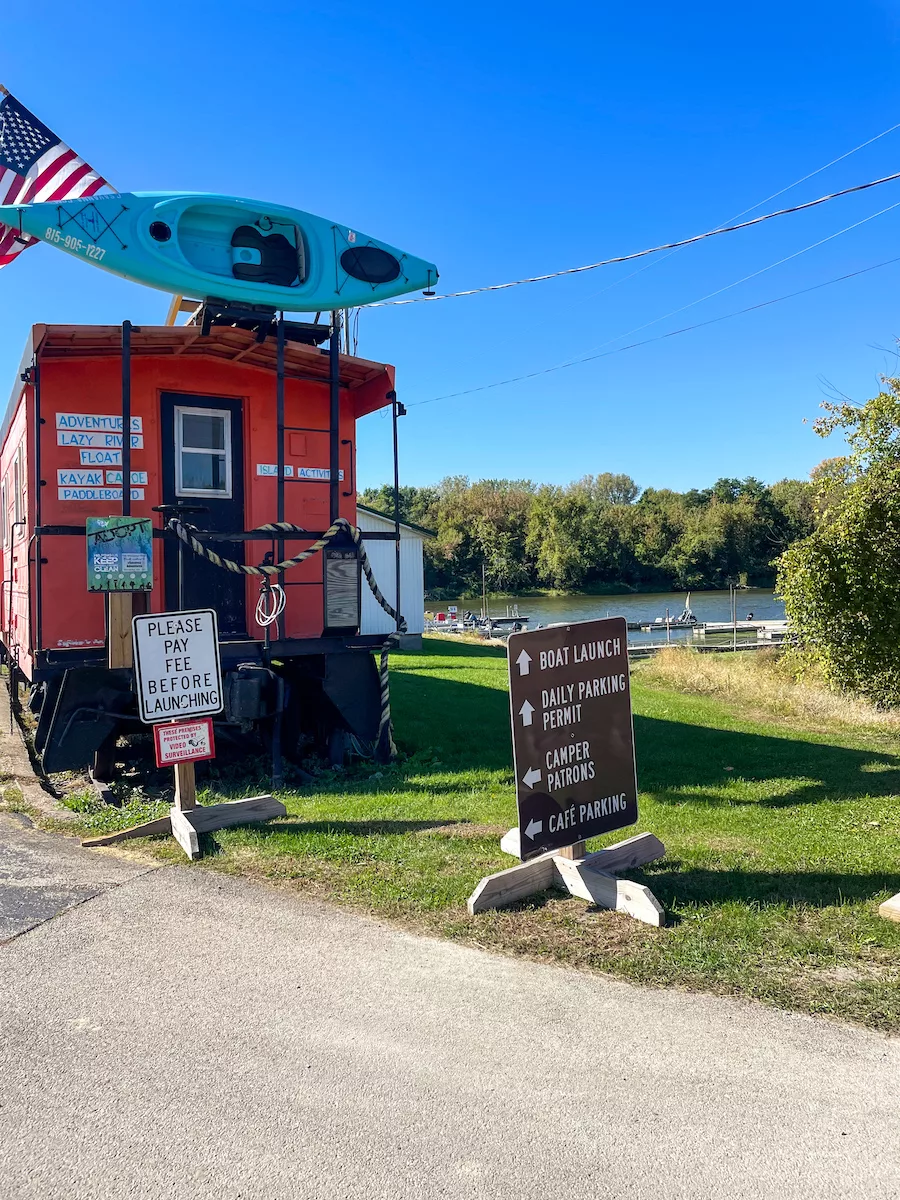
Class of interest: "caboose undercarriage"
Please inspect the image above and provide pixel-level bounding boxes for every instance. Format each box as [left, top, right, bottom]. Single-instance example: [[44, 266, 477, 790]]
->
[[29, 633, 391, 779]]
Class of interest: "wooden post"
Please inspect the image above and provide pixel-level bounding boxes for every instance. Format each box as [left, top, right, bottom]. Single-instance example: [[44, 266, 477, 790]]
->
[[107, 592, 134, 668], [92, 592, 134, 782], [174, 760, 197, 811], [165, 294, 184, 326]]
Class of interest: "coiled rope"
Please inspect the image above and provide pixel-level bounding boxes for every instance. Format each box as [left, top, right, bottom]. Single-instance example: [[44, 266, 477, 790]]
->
[[167, 516, 406, 757]]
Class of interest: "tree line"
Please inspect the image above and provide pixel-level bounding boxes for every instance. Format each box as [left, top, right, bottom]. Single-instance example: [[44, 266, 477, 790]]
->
[[359, 471, 818, 597]]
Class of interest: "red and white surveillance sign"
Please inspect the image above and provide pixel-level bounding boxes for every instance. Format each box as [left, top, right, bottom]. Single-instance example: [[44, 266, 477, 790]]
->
[[153, 717, 216, 768]]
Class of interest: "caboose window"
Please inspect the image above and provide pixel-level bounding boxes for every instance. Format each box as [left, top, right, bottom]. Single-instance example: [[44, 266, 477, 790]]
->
[[175, 407, 232, 497], [13, 451, 22, 531]]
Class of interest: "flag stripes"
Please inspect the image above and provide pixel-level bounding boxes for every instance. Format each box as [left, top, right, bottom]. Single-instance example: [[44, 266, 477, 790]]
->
[[0, 92, 107, 267]]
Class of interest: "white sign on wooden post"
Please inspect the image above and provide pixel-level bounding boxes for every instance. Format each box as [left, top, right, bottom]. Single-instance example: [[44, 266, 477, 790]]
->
[[81, 608, 285, 861], [132, 609, 223, 724]]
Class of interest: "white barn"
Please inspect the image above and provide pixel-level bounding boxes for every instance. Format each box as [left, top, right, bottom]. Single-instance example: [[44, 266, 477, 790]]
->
[[356, 504, 432, 646]]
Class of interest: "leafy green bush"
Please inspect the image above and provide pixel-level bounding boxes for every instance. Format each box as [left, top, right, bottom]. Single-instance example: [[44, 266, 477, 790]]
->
[[778, 379, 900, 707]]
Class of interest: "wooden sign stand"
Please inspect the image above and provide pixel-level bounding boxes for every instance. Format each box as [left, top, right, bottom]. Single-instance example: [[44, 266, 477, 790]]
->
[[82, 783, 286, 859], [879, 891, 900, 923], [82, 606, 286, 859], [467, 828, 667, 927]]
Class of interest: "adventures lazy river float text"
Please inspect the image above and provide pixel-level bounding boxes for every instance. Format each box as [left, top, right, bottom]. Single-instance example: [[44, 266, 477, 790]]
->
[[508, 616, 638, 860]]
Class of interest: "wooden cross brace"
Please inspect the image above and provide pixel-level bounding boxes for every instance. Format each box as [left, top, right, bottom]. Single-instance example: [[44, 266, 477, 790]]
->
[[81, 794, 286, 859], [467, 830, 666, 926]]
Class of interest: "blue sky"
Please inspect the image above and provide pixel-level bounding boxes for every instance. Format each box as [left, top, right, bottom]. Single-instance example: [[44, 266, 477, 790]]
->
[[4, 1, 900, 493]]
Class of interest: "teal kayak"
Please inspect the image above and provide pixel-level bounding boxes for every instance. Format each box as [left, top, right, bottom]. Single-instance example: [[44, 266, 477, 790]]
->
[[0, 191, 438, 310]]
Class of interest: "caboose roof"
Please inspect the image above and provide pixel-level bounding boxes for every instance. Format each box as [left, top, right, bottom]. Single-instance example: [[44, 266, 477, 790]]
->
[[4, 323, 395, 450]]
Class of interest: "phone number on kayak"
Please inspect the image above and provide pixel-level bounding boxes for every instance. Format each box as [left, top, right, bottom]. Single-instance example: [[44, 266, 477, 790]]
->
[[43, 227, 106, 261]]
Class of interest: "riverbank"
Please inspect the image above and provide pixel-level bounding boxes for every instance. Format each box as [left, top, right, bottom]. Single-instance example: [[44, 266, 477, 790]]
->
[[11, 636, 900, 1031], [426, 587, 785, 639]]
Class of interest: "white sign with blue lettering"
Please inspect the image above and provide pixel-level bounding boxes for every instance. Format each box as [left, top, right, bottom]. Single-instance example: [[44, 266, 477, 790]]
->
[[58, 487, 145, 501], [58, 431, 143, 449], [256, 464, 344, 480], [80, 449, 122, 466], [56, 413, 143, 432]]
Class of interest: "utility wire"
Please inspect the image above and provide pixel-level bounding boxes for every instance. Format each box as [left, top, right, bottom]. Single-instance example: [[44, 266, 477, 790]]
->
[[577, 119, 900, 304], [409, 256, 900, 407], [545, 199, 900, 371], [375, 170, 900, 306], [453, 199, 900, 389]]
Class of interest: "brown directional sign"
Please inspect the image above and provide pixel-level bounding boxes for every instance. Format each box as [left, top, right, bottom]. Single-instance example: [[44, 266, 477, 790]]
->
[[507, 616, 638, 860]]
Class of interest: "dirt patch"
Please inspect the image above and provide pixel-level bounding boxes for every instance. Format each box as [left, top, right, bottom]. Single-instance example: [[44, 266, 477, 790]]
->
[[810, 963, 897, 984], [419, 822, 508, 840]]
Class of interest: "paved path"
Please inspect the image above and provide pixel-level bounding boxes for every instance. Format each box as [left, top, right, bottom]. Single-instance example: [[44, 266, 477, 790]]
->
[[1, 813, 898, 1199]]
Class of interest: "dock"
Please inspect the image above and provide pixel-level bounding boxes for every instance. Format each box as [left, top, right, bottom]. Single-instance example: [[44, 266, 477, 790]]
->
[[694, 619, 789, 639]]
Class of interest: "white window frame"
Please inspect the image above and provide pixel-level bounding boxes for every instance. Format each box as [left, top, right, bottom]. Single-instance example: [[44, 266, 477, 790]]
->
[[1, 480, 7, 547], [174, 406, 232, 498], [13, 450, 22, 534]]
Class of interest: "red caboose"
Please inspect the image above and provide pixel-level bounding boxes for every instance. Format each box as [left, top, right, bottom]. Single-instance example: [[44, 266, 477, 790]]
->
[[0, 317, 401, 775]]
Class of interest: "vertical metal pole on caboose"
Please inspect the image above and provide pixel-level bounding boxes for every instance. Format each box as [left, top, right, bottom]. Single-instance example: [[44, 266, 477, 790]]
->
[[107, 321, 135, 673], [392, 392, 401, 634], [329, 309, 341, 524], [276, 314, 286, 575], [92, 322, 134, 783], [121, 320, 132, 520]]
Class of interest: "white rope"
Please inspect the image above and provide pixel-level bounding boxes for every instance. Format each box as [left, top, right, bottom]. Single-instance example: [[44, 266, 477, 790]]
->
[[255, 583, 286, 629]]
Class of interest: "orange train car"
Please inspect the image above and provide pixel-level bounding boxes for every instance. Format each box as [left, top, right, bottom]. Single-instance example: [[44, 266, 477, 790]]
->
[[0, 318, 400, 775]]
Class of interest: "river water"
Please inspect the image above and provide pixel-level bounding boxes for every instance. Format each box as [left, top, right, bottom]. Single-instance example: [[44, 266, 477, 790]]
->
[[437, 588, 784, 644]]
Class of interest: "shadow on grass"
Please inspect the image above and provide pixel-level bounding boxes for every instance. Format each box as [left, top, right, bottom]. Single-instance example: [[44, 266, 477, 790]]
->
[[489, 864, 900, 919], [239, 819, 452, 839], [634, 715, 900, 807], [392, 663, 900, 806], [394, 638, 508, 662], [640, 862, 900, 909]]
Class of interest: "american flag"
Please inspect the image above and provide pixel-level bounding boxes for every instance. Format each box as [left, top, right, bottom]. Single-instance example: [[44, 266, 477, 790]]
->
[[0, 91, 108, 267]]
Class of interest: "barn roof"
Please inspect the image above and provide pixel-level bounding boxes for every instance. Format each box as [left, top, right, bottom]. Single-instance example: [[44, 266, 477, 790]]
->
[[356, 503, 435, 539]]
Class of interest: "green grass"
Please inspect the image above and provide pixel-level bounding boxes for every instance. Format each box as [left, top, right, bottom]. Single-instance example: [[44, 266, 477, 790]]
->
[[56, 637, 900, 1030]]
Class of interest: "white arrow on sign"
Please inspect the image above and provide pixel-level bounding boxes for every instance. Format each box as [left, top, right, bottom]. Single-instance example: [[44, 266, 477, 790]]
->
[[519, 699, 535, 727], [522, 766, 542, 789], [525, 817, 543, 839], [516, 649, 532, 676]]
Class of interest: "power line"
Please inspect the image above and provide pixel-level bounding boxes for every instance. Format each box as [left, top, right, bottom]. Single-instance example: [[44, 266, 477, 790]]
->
[[546, 199, 900, 371], [576, 118, 900, 305], [375, 170, 900, 306], [711, 120, 900, 226], [409, 256, 900, 407]]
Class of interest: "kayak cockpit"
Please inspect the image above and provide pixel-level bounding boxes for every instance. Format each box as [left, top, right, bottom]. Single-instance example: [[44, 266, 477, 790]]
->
[[170, 203, 307, 289]]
